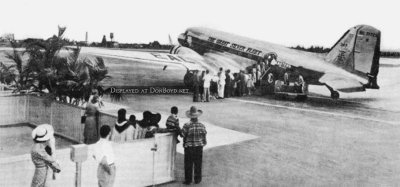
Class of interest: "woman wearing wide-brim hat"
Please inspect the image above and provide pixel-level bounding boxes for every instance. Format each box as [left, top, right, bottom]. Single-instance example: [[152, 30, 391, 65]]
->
[[31, 124, 61, 187], [182, 106, 207, 185], [145, 112, 162, 138]]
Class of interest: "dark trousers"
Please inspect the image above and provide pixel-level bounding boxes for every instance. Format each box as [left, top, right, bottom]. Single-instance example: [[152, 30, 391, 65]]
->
[[237, 84, 243, 96], [184, 146, 203, 183], [193, 85, 200, 102], [224, 84, 231, 98]]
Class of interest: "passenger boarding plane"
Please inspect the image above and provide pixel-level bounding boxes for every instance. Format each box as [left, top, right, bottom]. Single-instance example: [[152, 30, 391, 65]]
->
[[88, 25, 381, 100], [172, 25, 381, 99]]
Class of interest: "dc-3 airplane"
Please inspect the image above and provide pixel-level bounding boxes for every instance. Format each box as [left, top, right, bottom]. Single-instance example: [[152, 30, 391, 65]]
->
[[86, 25, 381, 99]]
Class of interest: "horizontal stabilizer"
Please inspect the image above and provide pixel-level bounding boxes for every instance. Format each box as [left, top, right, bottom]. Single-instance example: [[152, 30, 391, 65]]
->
[[319, 73, 365, 92]]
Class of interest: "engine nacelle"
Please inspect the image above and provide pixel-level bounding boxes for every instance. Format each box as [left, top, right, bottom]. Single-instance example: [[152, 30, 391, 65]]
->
[[169, 46, 205, 89], [170, 46, 201, 57]]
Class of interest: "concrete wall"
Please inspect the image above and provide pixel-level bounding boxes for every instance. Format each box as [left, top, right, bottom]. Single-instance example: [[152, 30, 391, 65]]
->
[[0, 95, 176, 186], [26, 96, 84, 142], [0, 95, 27, 125], [0, 133, 176, 187]]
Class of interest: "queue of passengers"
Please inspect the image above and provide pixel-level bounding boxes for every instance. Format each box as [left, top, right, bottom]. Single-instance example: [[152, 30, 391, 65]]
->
[[191, 63, 268, 102]]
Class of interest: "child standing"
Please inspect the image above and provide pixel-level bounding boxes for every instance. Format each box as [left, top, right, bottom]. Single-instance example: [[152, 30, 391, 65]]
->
[[166, 106, 182, 143]]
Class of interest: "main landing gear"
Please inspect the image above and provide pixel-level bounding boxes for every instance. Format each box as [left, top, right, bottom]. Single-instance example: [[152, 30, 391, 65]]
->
[[325, 85, 340, 99]]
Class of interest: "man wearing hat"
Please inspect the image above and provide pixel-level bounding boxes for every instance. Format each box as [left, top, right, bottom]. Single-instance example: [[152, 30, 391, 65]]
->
[[181, 106, 207, 185], [31, 124, 61, 187]]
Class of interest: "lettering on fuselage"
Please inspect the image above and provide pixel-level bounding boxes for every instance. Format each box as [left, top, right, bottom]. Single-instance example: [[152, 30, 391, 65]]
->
[[246, 48, 262, 56], [206, 36, 263, 56], [230, 43, 246, 51], [336, 50, 347, 65], [208, 37, 216, 43], [216, 39, 230, 46], [190, 34, 294, 70], [276, 61, 291, 69], [365, 32, 378, 38]]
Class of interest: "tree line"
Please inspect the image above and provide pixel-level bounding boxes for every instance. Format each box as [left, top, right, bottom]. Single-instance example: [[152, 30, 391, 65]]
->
[[290, 45, 331, 53], [291, 45, 400, 58]]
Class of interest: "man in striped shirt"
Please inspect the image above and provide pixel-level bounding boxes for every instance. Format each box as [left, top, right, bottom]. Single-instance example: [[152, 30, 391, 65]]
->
[[182, 106, 207, 185]]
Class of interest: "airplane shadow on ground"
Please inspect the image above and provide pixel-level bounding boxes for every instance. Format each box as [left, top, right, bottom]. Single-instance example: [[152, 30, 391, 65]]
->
[[259, 94, 375, 111]]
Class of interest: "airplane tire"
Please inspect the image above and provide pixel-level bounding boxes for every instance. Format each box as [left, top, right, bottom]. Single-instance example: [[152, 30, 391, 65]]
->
[[296, 95, 308, 101], [331, 91, 340, 100]]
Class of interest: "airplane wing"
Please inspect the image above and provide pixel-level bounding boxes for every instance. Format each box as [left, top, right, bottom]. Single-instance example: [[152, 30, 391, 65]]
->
[[80, 47, 204, 71]]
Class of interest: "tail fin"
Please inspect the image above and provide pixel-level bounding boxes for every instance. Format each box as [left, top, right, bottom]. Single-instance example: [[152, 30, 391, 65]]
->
[[325, 25, 380, 88], [168, 34, 174, 45]]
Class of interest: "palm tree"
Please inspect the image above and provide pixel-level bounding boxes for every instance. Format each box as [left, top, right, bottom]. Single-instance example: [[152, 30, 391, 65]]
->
[[57, 47, 110, 104], [0, 41, 34, 92], [1, 26, 110, 105], [0, 62, 16, 86]]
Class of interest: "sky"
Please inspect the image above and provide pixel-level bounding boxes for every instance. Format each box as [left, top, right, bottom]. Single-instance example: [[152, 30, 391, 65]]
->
[[1, 0, 399, 50]]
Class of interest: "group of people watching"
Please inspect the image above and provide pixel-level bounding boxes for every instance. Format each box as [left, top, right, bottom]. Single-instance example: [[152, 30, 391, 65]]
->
[[32, 99, 207, 187], [191, 60, 270, 101], [83, 98, 169, 144]]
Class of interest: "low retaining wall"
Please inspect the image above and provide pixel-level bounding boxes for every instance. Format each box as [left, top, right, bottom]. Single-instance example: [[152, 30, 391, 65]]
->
[[0, 95, 176, 186], [0, 95, 27, 125], [0, 133, 176, 187]]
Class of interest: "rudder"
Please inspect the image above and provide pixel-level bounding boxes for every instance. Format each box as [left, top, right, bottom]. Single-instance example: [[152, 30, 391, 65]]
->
[[325, 25, 380, 88]]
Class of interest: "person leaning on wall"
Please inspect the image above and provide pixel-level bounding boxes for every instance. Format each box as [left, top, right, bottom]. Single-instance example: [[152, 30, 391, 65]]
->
[[110, 108, 134, 142], [83, 95, 100, 144]]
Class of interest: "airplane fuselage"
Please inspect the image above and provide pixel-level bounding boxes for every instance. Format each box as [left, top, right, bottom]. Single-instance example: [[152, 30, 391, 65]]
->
[[178, 27, 327, 86], [176, 25, 381, 99]]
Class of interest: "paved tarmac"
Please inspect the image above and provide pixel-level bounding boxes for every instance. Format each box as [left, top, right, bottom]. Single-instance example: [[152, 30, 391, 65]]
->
[[101, 93, 400, 186]]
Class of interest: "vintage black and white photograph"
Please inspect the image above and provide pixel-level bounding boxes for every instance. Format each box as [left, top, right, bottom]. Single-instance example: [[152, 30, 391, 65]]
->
[[1, 0, 400, 186]]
